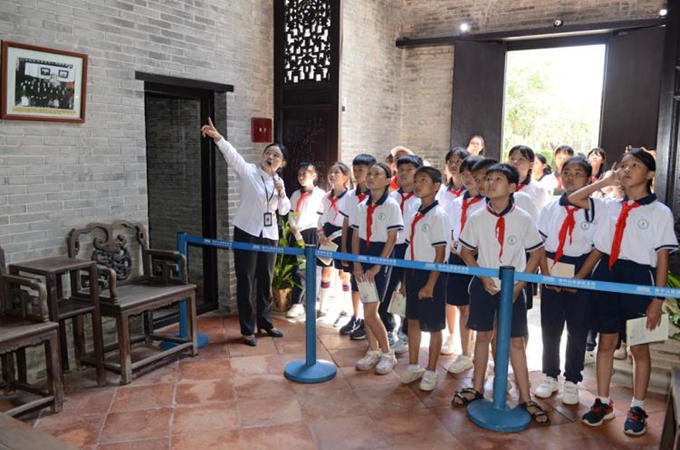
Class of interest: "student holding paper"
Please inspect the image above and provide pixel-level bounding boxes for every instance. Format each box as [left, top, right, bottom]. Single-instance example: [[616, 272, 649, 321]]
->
[[568, 148, 678, 436], [535, 156, 598, 406], [351, 162, 404, 375]]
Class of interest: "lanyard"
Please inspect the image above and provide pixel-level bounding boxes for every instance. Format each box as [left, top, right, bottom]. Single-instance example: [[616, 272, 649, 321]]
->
[[261, 176, 275, 209]]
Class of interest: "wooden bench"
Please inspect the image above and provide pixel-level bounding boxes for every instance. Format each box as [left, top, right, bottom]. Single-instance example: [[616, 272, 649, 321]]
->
[[0, 247, 64, 417], [67, 220, 198, 385], [0, 412, 76, 449]]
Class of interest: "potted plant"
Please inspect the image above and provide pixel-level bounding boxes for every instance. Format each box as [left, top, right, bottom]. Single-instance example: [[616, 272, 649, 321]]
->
[[271, 217, 303, 313]]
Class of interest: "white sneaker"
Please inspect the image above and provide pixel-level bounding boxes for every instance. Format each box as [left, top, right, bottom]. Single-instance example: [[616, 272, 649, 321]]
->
[[420, 370, 438, 391], [584, 350, 596, 365], [534, 376, 559, 398], [562, 381, 579, 405], [355, 350, 381, 371], [440, 334, 456, 355], [286, 303, 305, 318], [375, 352, 397, 375], [400, 365, 425, 384], [613, 346, 627, 360], [447, 355, 473, 374], [393, 333, 409, 355]]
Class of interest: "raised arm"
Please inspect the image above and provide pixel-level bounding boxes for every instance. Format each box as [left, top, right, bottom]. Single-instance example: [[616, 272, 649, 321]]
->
[[567, 168, 620, 209], [201, 118, 249, 176]]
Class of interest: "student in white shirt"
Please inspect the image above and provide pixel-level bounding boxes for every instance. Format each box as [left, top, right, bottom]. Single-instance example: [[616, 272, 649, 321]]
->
[[542, 145, 575, 196], [286, 162, 326, 318], [352, 162, 404, 375], [436, 147, 469, 207], [569, 148, 678, 436], [507, 145, 549, 210], [201, 119, 291, 347], [535, 156, 597, 406]]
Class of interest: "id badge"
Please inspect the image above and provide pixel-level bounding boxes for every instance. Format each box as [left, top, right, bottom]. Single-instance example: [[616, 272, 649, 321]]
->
[[264, 212, 273, 227]]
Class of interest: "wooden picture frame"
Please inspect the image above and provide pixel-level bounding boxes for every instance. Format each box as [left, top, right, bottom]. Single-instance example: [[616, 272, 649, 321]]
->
[[1, 41, 88, 123]]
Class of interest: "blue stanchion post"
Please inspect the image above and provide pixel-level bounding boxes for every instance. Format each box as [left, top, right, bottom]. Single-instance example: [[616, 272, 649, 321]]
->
[[284, 244, 337, 383], [467, 266, 531, 432], [166, 232, 209, 349]]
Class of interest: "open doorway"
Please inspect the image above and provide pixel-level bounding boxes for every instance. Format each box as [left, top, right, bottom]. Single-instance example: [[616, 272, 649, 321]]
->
[[502, 45, 606, 160]]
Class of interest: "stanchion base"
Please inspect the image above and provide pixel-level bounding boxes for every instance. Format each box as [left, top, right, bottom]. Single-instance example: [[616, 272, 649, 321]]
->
[[467, 400, 531, 433], [284, 359, 337, 383], [161, 333, 209, 351]]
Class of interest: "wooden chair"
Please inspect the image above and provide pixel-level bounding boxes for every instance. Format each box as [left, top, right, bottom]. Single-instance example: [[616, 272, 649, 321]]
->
[[67, 220, 198, 385], [0, 246, 64, 417]]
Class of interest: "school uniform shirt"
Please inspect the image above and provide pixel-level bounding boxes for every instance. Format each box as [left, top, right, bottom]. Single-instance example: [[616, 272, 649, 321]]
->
[[390, 188, 421, 245], [216, 138, 291, 240], [592, 194, 678, 268], [459, 199, 544, 289], [513, 191, 540, 222], [448, 191, 485, 253], [339, 186, 370, 229], [538, 195, 597, 258], [404, 201, 449, 262], [350, 190, 404, 244], [436, 183, 465, 214], [289, 186, 325, 232], [318, 188, 348, 228], [516, 179, 549, 211], [541, 172, 560, 196]]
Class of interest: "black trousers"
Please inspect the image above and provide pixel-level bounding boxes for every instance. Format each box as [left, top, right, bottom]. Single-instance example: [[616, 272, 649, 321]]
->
[[233, 227, 277, 336]]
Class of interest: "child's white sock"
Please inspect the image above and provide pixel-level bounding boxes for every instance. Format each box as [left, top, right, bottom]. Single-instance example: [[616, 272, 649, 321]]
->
[[630, 397, 645, 409], [598, 396, 611, 405], [408, 364, 420, 370]]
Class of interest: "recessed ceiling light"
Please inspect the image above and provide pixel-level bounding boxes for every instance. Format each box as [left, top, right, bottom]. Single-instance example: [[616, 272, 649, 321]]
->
[[553, 19, 564, 27], [659, 8, 668, 17], [460, 23, 470, 33]]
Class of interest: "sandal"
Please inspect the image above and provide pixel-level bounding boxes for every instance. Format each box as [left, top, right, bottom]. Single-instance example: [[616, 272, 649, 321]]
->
[[519, 401, 550, 425], [451, 388, 483, 407]]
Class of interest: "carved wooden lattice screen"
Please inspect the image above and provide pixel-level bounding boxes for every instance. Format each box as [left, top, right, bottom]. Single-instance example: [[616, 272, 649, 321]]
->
[[274, 0, 342, 192]]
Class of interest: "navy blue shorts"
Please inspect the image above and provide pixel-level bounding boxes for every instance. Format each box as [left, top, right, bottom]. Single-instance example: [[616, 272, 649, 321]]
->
[[317, 223, 345, 271], [589, 255, 655, 339], [467, 277, 528, 338], [405, 269, 446, 332], [355, 239, 391, 302], [446, 253, 472, 306]]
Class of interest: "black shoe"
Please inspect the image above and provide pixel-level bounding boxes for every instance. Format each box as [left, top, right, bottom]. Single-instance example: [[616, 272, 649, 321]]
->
[[261, 328, 284, 338], [339, 316, 358, 335], [350, 320, 367, 340], [243, 335, 257, 347]]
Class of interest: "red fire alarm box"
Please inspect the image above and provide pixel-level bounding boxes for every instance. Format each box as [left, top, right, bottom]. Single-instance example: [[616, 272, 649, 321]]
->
[[251, 118, 272, 143]]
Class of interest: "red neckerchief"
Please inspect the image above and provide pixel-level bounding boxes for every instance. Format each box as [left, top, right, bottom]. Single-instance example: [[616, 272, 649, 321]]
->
[[553, 205, 579, 267], [328, 188, 347, 221], [486, 199, 514, 261], [398, 189, 414, 214], [356, 186, 368, 203], [365, 190, 388, 250], [460, 193, 483, 232], [409, 201, 439, 260], [608, 199, 642, 270], [516, 178, 530, 193], [448, 183, 464, 198], [390, 176, 400, 191], [295, 189, 312, 213]]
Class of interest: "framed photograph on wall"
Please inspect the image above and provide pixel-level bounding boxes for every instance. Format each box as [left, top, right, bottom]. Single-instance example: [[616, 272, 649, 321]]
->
[[1, 41, 88, 123]]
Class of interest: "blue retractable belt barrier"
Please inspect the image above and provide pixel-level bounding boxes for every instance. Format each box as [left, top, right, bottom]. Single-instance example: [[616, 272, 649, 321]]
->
[[175, 232, 680, 428]]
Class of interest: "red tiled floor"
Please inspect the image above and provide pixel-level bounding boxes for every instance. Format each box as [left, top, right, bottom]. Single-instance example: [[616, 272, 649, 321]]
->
[[19, 313, 667, 449]]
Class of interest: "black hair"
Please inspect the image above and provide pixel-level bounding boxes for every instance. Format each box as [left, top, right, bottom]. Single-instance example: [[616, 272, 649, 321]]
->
[[562, 156, 593, 180], [467, 135, 485, 155], [415, 166, 443, 184], [587, 147, 607, 178], [487, 163, 520, 185], [371, 161, 392, 179], [296, 162, 318, 186], [385, 154, 394, 164], [396, 154, 423, 169], [445, 146, 470, 162], [353, 153, 377, 167], [624, 148, 656, 193], [554, 145, 574, 157], [508, 145, 535, 182], [330, 161, 352, 188], [471, 157, 498, 173], [535, 154, 552, 175], [460, 155, 482, 173], [263, 142, 290, 163]]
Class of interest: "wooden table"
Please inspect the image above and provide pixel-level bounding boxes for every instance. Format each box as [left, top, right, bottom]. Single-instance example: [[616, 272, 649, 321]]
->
[[9, 257, 105, 386]]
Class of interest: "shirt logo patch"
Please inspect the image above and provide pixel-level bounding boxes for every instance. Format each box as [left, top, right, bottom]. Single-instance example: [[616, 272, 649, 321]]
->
[[580, 222, 591, 230], [638, 219, 649, 229], [507, 236, 518, 245], [421, 224, 431, 232], [378, 212, 386, 221]]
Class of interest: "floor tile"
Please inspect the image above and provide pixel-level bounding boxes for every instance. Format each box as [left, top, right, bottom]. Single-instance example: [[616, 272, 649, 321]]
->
[[308, 415, 389, 450], [354, 384, 426, 414], [126, 361, 178, 387], [45, 387, 115, 418], [237, 422, 317, 450], [177, 358, 231, 381], [110, 383, 175, 412], [171, 429, 241, 450], [98, 437, 170, 449], [171, 402, 239, 434], [233, 373, 297, 400], [175, 379, 235, 405], [371, 408, 465, 449], [229, 354, 287, 377], [99, 408, 172, 443], [238, 394, 303, 429], [34, 413, 105, 448], [297, 384, 364, 421], [339, 366, 402, 390], [227, 337, 279, 358]]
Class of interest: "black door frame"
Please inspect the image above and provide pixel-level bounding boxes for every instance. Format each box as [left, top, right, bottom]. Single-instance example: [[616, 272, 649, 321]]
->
[[137, 72, 233, 325]]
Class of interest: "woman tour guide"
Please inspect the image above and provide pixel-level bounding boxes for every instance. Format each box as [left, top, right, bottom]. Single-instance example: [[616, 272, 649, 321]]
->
[[201, 118, 290, 347]]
